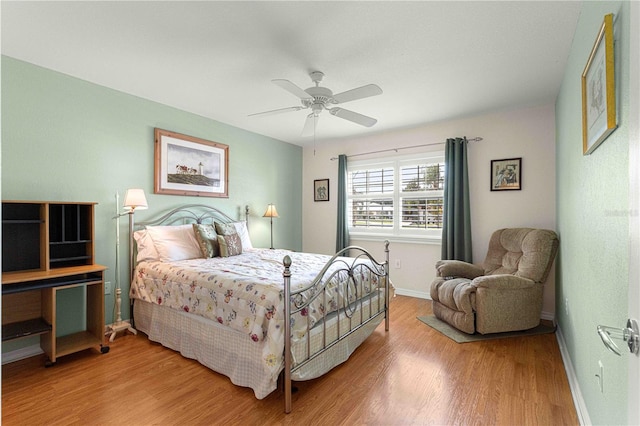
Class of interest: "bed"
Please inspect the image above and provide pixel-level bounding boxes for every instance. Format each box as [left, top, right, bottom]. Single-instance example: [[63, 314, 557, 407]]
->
[[128, 204, 390, 413]]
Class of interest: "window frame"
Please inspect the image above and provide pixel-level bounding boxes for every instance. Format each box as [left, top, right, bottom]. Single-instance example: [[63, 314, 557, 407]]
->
[[347, 152, 444, 244]]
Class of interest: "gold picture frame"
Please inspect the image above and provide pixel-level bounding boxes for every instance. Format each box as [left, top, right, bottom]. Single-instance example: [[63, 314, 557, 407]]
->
[[154, 128, 229, 198], [582, 13, 617, 155]]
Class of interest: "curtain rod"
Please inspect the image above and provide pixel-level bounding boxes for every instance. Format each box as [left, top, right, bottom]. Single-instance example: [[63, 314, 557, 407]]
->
[[329, 137, 483, 161]]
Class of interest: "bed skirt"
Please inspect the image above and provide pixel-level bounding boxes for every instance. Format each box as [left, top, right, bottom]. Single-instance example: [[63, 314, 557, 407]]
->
[[135, 300, 277, 399], [134, 299, 384, 399]]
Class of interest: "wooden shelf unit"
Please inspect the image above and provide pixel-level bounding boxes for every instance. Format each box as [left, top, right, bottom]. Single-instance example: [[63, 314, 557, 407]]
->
[[2, 201, 108, 365]]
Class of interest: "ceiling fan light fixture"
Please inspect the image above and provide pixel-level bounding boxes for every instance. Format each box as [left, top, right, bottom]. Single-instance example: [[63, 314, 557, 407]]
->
[[250, 71, 382, 135]]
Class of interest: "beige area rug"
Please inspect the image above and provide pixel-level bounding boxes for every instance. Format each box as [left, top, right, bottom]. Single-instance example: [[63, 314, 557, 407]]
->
[[417, 315, 556, 343]]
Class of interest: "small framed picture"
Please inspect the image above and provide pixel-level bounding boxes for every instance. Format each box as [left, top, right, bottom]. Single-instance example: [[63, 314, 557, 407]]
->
[[314, 179, 329, 202], [582, 13, 617, 155], [491, 158, 521, 191]]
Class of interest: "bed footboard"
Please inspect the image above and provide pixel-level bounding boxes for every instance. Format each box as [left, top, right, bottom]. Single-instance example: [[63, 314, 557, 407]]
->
[[282, 241, 390, 413]]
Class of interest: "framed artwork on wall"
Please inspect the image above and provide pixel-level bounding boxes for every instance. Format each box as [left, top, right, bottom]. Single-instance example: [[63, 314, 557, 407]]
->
[[491, 158, 521, 191], [154, 128, 229, 198], [582, 13, 617, 155], [314, 179, 329, 201]]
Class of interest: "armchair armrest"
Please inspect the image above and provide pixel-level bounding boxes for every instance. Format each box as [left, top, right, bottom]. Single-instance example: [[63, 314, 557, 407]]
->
[[472, 274, 535, 290], [435, 260, 484, 279], [472, 274, 543, 334]]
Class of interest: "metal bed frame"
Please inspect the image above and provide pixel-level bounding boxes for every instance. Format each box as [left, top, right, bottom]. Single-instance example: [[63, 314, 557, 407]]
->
[[130, 204, 390, 413]]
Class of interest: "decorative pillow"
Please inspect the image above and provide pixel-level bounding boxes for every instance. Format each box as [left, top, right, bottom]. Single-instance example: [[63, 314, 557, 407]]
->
[[217, 234, 243, 257], [133, 230, 160, 262], [215, 221, 253, 251], [214, 222, 237, 236], [192, 223, 219, 258], [146, 224, 202, 262]]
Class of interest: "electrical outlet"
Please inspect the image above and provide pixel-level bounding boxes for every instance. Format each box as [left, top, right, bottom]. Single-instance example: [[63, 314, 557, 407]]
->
[[565, 297, 569, 315], [104, 281, 111, 295]]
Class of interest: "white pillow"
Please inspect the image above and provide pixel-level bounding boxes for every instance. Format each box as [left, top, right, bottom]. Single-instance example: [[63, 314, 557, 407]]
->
[[133, 230, 159, 262], [233, 221, 253, 250], [146, 224, 202, 262]]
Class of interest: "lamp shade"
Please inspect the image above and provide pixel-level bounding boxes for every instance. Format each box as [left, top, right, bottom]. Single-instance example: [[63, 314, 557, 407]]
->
[[123, 188, 148, 211], [263, 204, 279, 218]]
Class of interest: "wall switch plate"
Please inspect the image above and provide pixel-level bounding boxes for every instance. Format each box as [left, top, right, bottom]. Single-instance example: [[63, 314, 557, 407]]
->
[[394, 259, 401, 269], [105, 281, 111, 295], [598, 360, 604, 393]]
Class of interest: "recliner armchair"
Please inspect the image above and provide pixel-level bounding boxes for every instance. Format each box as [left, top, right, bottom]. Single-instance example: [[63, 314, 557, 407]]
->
[[430, 228, 559, 334]]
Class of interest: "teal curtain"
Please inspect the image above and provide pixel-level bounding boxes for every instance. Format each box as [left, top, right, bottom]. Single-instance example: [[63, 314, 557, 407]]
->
[[442, 137, 472, 262], [336, 154, 350, 252]]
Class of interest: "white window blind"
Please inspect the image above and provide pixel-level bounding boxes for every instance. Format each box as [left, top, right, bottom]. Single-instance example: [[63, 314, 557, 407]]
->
[[347, 153, 444, 242]]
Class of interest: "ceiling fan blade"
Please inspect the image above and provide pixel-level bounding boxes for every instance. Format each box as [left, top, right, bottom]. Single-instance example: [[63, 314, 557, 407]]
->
[[272, 79, 313, 101], [302, 113, 318, 137], [332, 84, 383, 104], [329, 107, 377, 127], [248, 106, 305, 117]]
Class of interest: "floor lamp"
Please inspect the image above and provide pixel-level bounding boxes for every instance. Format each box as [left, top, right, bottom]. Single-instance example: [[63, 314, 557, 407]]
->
[[263, 204, 279, 249], [106, 189, 147, 342]]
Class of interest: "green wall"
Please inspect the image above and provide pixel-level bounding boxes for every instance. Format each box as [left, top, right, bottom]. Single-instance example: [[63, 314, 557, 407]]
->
[[1, 57, 302, 352], [556, 2, 630, 424]]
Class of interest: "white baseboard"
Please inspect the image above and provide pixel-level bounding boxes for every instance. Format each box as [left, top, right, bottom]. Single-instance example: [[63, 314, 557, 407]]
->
[[541, 310, 555, 322], [394, 288, 430, 299], [2, 344, 43, 365], [556, 325, 590, 425]]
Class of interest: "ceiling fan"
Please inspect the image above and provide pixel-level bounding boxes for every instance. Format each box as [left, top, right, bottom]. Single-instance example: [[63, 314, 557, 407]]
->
[[249, 71, 382, 136]]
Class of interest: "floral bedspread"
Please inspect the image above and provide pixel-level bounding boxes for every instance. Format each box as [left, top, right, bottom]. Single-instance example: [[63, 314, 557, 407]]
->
[[129, 248, 383, 379]]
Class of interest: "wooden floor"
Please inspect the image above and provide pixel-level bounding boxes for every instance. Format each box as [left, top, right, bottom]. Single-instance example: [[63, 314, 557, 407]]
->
[[2, 296, 578, 425]]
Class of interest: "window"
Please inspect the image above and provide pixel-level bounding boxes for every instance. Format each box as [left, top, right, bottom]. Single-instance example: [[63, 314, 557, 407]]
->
[[347, 153, 444, 242]]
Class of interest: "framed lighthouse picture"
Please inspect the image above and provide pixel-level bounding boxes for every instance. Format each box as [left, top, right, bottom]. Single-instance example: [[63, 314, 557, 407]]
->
[[154, 128, 229, 198]]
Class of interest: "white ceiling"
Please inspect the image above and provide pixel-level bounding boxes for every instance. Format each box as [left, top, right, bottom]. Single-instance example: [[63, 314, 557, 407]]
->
[[1, 1, 582, 146]]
